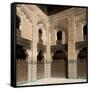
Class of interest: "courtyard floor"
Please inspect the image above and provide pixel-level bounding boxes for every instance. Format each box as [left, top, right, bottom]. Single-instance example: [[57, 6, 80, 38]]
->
[[18, 78, 87, 86]]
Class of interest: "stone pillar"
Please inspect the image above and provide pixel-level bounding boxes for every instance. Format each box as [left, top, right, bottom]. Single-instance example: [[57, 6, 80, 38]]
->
[[27, 55, 32, 82], [45, 24, 51, 78], [68, 16, 77, 79], [26, 15, 38, 82], [45, 62, 51, 78], [27, 12, 38, 81], [31, 23, 38, 81], [25, 20, 33, 82]]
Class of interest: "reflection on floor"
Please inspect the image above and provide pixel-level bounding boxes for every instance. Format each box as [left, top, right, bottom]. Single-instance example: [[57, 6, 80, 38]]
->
[[17, 78, 87, 86]]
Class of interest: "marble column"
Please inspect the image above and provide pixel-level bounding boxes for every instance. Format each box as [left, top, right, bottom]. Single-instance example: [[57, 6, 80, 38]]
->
[[68, 16, 77, 79]]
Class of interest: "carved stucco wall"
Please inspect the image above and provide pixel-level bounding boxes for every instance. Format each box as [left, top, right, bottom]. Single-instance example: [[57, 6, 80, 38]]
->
[[16, 4, 49, 42], [16, 5, 33, 40], [75, 13, 87, 42], [16, 5, 87, 59], [49, 8, 86, 44], [49, 7, 87, 59], [50, 18, 68, 45]]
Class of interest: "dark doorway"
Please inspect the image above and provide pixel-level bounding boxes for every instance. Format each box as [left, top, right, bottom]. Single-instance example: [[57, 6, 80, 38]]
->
[[16, 45, 28, 60], [57, 31, 62, 40], [83, 25, 87, 41], [51, 49, 67, 78], [56, 31, 62, 45], [38, 29, 43, 44], [37, 50, 44, 80], [16, 45, 28, 85]]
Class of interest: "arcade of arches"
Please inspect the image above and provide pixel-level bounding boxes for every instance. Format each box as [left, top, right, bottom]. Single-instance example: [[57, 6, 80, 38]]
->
[[16, 4, 88, 85]]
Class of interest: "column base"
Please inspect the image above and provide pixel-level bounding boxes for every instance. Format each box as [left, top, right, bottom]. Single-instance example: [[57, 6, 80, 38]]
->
[[28, 62, 37, 82], [44, 62, 51, 78], [31, 63, 37, 81], [28, 63, 32, 82], [68, 60, 77, 79]]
